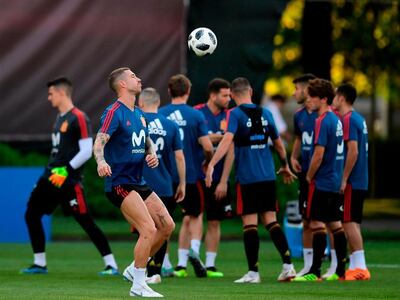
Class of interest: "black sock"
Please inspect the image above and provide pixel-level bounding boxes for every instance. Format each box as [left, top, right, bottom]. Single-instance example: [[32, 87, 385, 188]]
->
[[332, 227, 347, 277], [147, 241, 167, 276], [266, 221, 292, 264], [309, 228, 327, 277], [243, 225, 259, 272]]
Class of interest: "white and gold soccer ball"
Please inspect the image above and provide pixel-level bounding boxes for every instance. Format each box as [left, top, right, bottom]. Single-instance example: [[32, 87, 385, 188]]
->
[[187, 27, 217, 57]]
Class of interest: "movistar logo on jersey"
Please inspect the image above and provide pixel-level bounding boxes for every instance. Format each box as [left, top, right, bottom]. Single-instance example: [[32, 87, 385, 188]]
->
[[302, 131, 313, 151], [336, 120, 343, 137], [148, 118, 167, 136], [336, 120, 344, 160], [131, 129, 146, 154], [167, 110, 187, 126]]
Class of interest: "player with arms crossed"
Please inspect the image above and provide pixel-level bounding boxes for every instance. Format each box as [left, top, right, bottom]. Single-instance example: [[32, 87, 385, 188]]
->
[[194, 78, 234, 278], [290, 73, 317, 277], [332, 83, 370, 280], [94, 68, 174, 297], [22, 77, 118, 276], [206, 77, 297, 283]]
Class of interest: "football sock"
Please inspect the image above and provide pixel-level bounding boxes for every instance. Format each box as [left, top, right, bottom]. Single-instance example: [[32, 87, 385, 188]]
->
[[353, 250, 367, 270], [303, 248, 313, 269], [332, 227, 347, 277], [205, 251, 217, 268], [148, 241, 167, 276], [309, 227, 327, 277], [33, 252, 46, 267], [133, 267, 146, 287], [103, 254, 118, 269], [266, 221, 292, 264], [162, 253, 173, 270], [190, 239, 201, 254], [177, 249, 189, 268], [349, 253, 354, 269], [328, 249, 337, 272], [243, 225, 259, 272]]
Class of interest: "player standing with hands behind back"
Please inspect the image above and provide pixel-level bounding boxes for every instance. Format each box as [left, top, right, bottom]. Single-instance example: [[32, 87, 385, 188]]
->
[[206, 77, 297, 283], [94, 67, 175, 297]]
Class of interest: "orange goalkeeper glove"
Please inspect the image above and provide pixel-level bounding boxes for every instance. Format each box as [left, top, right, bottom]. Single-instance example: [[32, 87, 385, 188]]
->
[[48, 166, 69, 188]]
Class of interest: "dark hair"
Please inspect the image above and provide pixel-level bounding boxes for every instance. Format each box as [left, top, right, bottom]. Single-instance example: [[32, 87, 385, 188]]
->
[[168, 74, 192, 98], [270, 94, 286, 103], [108, 67, 130, 92], [292, 73, 316, 84], [231, 77, 251, 96], [207, 78, 230, 97], [307, 78, 335, 105], [47, 77, 73, 97], [336, 83, 357, 105]]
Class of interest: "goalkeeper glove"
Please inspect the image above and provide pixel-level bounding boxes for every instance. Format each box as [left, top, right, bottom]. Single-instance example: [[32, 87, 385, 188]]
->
[[48, 166, 69, 188]]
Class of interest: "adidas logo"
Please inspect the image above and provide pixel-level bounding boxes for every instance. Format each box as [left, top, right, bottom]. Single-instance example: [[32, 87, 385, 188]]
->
[[148, 118, 167, 136], [167, 110, 187, 126]]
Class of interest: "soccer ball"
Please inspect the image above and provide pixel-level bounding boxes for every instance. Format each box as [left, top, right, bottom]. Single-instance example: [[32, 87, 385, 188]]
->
[[187, 27, 217, 57]]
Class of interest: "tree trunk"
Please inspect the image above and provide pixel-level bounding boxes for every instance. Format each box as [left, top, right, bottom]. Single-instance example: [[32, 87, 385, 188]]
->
[[302, 1, 333, 79]]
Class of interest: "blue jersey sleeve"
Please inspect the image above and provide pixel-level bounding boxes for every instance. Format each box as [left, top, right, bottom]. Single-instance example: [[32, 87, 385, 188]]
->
[[227, 109, 238, 134], [99, 106, 120, 136], [315, 119, 328, 147]]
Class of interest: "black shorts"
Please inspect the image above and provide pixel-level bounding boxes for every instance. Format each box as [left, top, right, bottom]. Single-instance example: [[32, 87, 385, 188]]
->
[[306, 182, 342, 223], [106, 184, 153, 208], [298, 172, 309, 218], [342, 184, 367, 224], [236, 180, 277, 216], [160, 196, 177, 216], [180, 181, 204, 217], [27, 177, 89, 216], [201, 181, 231, 221]]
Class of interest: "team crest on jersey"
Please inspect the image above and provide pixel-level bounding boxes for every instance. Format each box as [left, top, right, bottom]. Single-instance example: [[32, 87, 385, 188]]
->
[[140, 116, 146, 127], [220, 119, 227, 131], [60, 121, 68, 132]]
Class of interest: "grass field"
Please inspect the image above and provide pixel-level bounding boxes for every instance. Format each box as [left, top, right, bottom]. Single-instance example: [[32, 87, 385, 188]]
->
[[1, 240, 399, 299]]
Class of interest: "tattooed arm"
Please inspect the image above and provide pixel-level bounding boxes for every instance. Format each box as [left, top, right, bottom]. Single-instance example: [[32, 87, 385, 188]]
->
[[93, 132, 112, 177]]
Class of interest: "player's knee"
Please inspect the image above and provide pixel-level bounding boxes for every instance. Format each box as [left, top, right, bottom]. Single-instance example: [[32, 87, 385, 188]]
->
[[25, 207, 40, 224], [160, 218, 175, 238], [207, 220, 219, 231], [141, 224, 157, 240]]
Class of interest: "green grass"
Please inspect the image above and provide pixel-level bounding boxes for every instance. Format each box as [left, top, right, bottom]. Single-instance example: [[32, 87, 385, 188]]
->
[[1, 240, 399, 299]]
